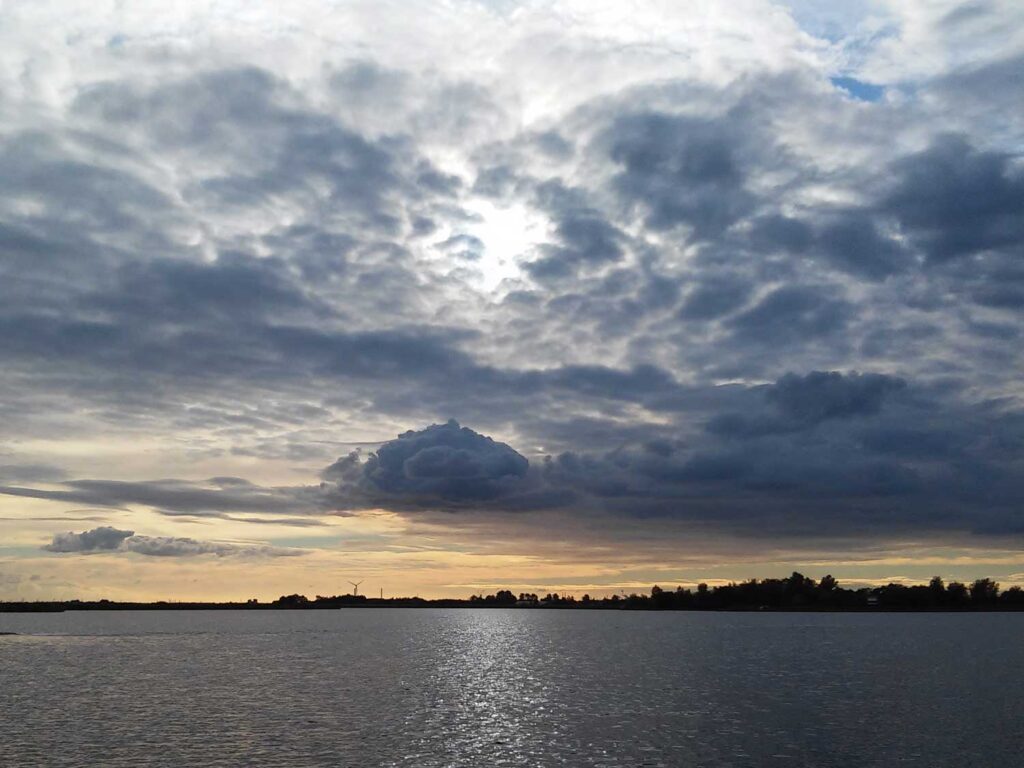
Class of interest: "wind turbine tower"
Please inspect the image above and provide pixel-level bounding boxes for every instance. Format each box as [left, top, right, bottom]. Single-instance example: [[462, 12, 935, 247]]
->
[[348, 580, 363, 597]]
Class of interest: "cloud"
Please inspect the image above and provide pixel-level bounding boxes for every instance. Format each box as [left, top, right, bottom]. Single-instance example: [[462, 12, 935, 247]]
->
[[324, 420, 561, 512], [0, 463, 67, 484], [727, 286, 852, 346], [678, 275, 753, 320], [885, 135, 1024, 263], [707, 371, 907, 438], [43, 527, 303, 558], [120, 536, 303, 558], [2, 478, 319, 515], [1, 0, 1023, 572], [44, 526, 134, 553], [766, 371, 906, 423], [603, 112, 756, 240], [368, 420, 528, 498], [812, 214, 909, 280], [315, 381, 1024, 538]]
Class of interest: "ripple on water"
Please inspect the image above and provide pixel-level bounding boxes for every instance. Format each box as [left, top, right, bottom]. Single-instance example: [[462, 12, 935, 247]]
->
[[2, 610, 1024, 767]]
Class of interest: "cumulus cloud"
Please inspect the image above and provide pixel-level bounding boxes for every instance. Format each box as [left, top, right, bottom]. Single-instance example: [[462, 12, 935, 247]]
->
[[367, 420, 528, 498], [323, 420, 566, 512]]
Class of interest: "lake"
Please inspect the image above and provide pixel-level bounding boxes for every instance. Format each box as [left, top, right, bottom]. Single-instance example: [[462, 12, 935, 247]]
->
[[2, 609, 1022, 767]]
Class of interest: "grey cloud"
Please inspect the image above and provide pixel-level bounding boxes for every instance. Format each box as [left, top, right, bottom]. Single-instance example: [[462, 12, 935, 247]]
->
[[2, 478, 318, 515], [323, 420, 573, 513], [120, 536, 303, 558], [728, 285, 852, 345], [767, 371, 906, 423], [43, 526, 303, 557], [525, 181, 626, 279], [0, 463, 68, 484], [748, 215, 814, 256], [72, 66, 481, 243], [44, 526, 134, 553], [747, 210, 908, 281], [812, 214, 909, 280], [356, 419, 531, 504], [603, 112, 756, 239], [156, 510, 329, 527], [885, 135, 1024, 263], [321, 369, 1023, 536], [436, 234, 484, 260], [678, 275, 753, 320], [92, 254, 323, 325], [707, 371, 907, 438]]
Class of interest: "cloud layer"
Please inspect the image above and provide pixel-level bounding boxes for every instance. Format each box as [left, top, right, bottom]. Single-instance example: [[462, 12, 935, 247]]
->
[[1, 1, 1022, 585]]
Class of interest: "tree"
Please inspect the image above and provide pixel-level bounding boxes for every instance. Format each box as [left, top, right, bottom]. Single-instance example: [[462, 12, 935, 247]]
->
[[1000, 586, 1024, 606], [947, 581, 969, 606], [970, 578, 999, 606]]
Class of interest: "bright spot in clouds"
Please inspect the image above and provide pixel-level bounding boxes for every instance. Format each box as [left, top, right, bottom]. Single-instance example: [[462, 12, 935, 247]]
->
[[465, 199, 547, 290]]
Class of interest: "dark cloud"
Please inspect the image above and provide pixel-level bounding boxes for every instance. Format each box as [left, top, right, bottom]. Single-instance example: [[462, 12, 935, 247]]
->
[[325, 420, 549, 511], [525, 181, 626, 279], [75, 67, 408, 231], [603, 112, 756, 239], [747, 215, 813, 256], [812, 214, 909, 280], [707, 371, 907, 438], [885, 135, 1024, 263], [678, 275, 752, 320], [307, 380, 1024, 537], [767, 371, 906, 423], [368, 420, 527, 499], [727, 285, 852, 345], [321, 423, 569, 514]]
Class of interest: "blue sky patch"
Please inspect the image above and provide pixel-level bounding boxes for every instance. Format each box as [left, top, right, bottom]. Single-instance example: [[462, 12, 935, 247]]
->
[[831, 76, 885, 102]]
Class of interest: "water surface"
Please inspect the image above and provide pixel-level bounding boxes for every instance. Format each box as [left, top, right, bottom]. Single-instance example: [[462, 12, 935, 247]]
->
[[2, 610, 1022, 767]]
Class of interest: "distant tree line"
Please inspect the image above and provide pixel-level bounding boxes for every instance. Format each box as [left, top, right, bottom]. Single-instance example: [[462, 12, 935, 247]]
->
[[5, 574, 1024, 612], [423, 573, 1024, 611]]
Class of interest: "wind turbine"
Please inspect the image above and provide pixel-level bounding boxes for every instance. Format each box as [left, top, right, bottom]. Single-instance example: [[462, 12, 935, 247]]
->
[[348, 580, 363, 597]]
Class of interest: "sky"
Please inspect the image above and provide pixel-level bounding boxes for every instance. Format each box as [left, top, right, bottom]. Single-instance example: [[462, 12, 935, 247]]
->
[[1, 0, 1022, 601]]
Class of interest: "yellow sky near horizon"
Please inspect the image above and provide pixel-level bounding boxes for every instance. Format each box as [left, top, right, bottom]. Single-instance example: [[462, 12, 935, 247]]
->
[[4, 492, 1024, 602]]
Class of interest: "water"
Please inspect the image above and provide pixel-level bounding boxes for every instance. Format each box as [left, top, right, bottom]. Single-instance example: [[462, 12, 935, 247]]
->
[[1, 609, 1022, 767]]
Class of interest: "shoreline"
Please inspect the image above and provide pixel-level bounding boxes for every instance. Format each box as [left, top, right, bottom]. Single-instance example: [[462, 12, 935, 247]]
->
[[4, 601, 1024, 613]]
